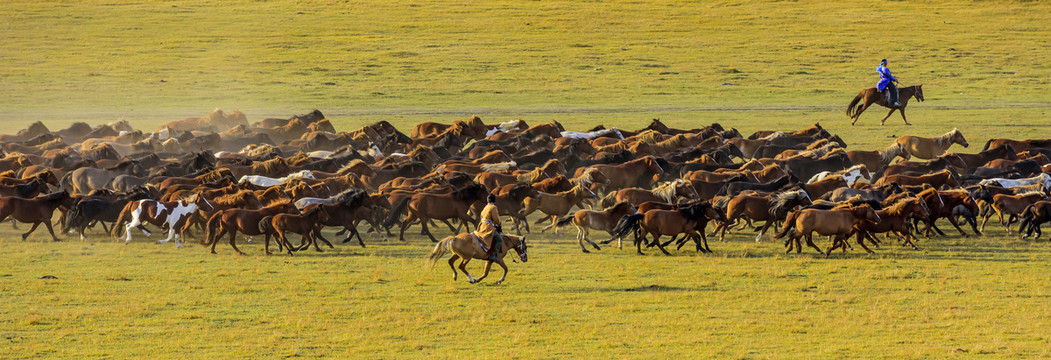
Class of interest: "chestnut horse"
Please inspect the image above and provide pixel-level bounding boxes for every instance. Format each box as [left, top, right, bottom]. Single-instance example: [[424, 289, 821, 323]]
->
[[846, 84, 924, 125], [556, 201, 636, 253], [575, 156, 665, 191], [894, 128, 969, 160], [0, 191, 71, 241], [385, 184, 489, 242], [426, 233, 527, 284], [610, 201, 723, 255], [774, 204, 881, 255], [205, 202, 300, 255]]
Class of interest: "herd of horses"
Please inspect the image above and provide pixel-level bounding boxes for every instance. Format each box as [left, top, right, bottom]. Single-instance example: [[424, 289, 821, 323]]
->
[[2, 108, 1051, 283]]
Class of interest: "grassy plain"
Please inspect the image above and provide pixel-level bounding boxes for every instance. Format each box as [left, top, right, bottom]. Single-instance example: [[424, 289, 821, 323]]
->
[[2, 0, 1051, 358]]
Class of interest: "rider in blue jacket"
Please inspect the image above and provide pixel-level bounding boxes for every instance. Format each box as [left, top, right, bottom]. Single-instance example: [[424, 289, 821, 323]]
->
[[877, 59, 900, 107]]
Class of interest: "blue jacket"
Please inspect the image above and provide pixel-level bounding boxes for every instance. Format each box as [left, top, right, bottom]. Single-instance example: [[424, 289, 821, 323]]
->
[[877, 65, 897, 91]]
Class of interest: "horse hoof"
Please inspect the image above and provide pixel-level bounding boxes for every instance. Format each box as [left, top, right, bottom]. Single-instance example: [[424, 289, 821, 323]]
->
[[581, 249, 590, 253]]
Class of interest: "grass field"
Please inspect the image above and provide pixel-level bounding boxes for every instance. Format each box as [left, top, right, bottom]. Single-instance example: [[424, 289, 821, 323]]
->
[[3, 0, 1051, 358]]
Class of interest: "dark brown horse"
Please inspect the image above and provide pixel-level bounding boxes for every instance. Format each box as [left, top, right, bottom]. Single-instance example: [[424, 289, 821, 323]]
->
[[0, 191, 70, 241], [611, 201, 723, 255], [385, 184, 489, 242], [847, 84, 924, 125], [205, 202, 299, 255]]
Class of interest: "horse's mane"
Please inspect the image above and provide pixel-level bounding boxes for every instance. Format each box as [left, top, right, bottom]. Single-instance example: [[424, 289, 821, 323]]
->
[[516, 167, 545, 184], [214, 190, 257, 206], [937, 128, 963, 148], [771, 190, 809, 215], [574, 168, 598, 187], [252, 157, 289, 173], [652, 179, 687, 203], [330, 188, 368, 208], [245, 144, 280, 158], [885, 197, 919, 216], [605, 201, 633, 213], [480, 161, 516, 173], [879, 143, 906, 163], [194, 168, 231, 183], [633, 130, 665, 144]]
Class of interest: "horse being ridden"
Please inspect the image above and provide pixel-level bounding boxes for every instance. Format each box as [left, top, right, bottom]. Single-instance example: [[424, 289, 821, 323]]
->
[[426, 232, 528, 284], [847, 85, 924, 126]]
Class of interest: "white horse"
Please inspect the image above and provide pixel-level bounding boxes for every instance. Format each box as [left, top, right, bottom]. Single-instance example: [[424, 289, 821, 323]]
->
[[239, 170, 315, 187], [807, 165, 871, 185], [306, 151, 334, 159], [980, 173, 1051, 190], [560, 128, 624, 140], [122, 194, 212, 248], [485, 120, 525, 137]]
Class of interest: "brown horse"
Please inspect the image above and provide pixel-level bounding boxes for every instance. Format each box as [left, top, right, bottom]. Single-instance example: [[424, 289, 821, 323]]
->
[[205, 201, 300, 255], [385, 184, 489, 242], [716, 189, 813, 242], [600, 179, 698, 208], [846, 84, 924, 125], [894, 128, 969, 160], [522, 184, 598, 234], [556, 201, 636, 253], [846, 143, 911, 171], [879, 169, 959, 189], [426, 233, 527, 284], [259, 205, 331, 253], [0, 191, 70, 241], [576, 156, 665, 190], [474, 183, 541, 235], [774, 204, 881, 255], [843, 197, 930, 251], [981, 191, 1046, 233], [610, 201, 723, 255]]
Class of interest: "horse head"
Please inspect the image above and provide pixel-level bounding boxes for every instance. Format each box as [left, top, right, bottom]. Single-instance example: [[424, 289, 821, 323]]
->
[[853, 204, 880, 224], [914, 85, 924, 102], [950, 128, 969, 148]]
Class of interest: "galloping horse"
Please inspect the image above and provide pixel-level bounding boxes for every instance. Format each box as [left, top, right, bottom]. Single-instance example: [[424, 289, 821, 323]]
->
[[847, 84, 924, 125], [426, 233, 527, 284], [894, 128, 969, 160]]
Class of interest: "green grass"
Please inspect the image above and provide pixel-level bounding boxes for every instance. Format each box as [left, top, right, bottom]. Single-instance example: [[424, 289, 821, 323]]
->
[[3, 0, 1051, 358]]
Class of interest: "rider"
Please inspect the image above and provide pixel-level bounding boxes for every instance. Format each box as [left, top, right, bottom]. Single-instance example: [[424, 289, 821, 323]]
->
[[877, 59, 900, 107], [475, 193, 503, 262]]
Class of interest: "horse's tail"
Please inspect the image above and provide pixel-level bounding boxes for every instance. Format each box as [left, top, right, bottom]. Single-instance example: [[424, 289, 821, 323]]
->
[[64, 202, 83, 232], [610, 213, 644, 242], [426, 236, 455, 268], [846, 93, 863, 118], [772, 210, 800, 240], [111, 201, 136, 239], [599, 191, 618, 208], [555, 215, 575, 228], [383, 198, 411, 228], [712, 195, 731, 210], [203, 211, 222, 245], [258, 215, 275, 235], [1018, 204, 1036, 236], [983, 138, 995, 152]]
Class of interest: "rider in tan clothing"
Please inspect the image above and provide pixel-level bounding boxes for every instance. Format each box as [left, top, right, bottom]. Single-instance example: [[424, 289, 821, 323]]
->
[[474, 194, 503, 261]]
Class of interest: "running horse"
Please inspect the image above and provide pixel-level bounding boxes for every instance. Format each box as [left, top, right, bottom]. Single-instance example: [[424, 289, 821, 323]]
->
[[426, 233, 527, 284], [846, 84, 924, 126], [893, 128, 969, 160]]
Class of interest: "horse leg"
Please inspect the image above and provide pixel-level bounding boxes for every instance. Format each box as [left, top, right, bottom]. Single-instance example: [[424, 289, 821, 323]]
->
[[635, 232, 646, 256], [43, 221, 60, 242], [698, 230, 713, 253], [946, 216, 970, 237], [347, 225, 366, 248], [980, 209, 994, 232], [755, 221, 773, 243], [420, 217, 439, 243], [440, 219, 458, 234], [855, 232, 875, 254], [229, 230, 247, 256], [314, 228, 334, 249], [898, 106, 911, 125], [495, 259, 509, 284], [805, 234, 823, 254], [459, 259, 477, 284], [448, 254, 460, 281], [651, 234, 671, 256], [475, 261, 493, 283], [397, 212, 416, 241], [879, 108, 897, 126], [582, 228, 601, 252], [21, 222, 41, 241]]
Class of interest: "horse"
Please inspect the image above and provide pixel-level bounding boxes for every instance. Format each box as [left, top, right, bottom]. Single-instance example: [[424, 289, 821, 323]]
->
[[922, 190, 981, 238], [112, 193, 215, 248], [426, 233, 527, 284], [841, 197, 930, 251], [846, 84, 924, 125], [0, 179, 50, 198], [1018, 201, 1051, 239], [258, 205, 331, 253], [774, 204, 881, 255], [238, 170, 315, 187], [894, 128, 969, 160], [715, 189, 813, 243], [385, 184, 489, 242], [522, 184, 598, 234], [877, 169, 959, 189], [807, 165, 871, 185], [555, 201, 636, 253], [981, 191, 1047, 234], [575, 156, 664, 191], [979, 173, 1051, 191], [64, 187, 154, 241], [949, 144, 1017, 171], [610, 201, 723, 255], [0, 191, 71, 241], [473, 183, 541, 235], [600, 179, 699, 208], [205, 201, 300, 255]]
